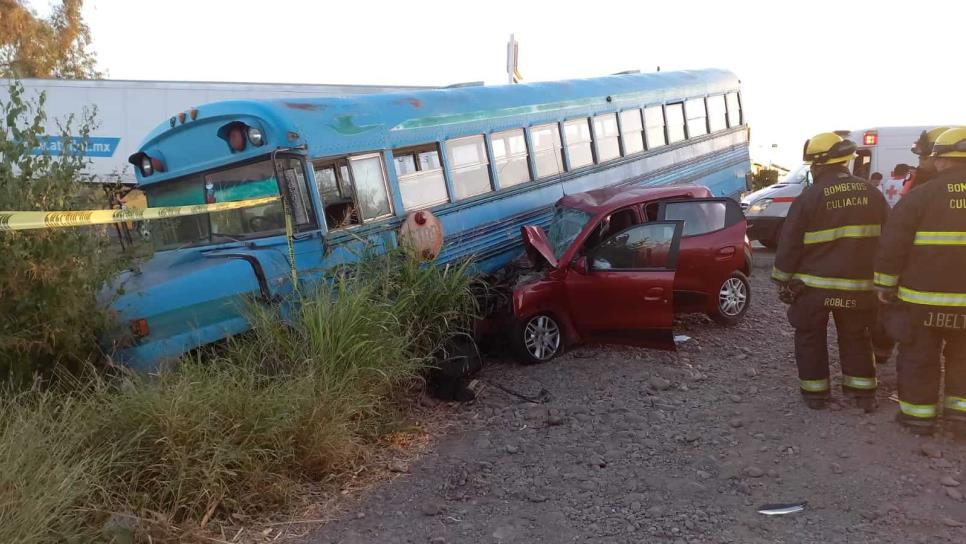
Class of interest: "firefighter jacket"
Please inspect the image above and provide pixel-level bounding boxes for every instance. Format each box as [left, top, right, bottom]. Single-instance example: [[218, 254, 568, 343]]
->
[[875, 165, 966, 311], [772, 166, 889, 308]]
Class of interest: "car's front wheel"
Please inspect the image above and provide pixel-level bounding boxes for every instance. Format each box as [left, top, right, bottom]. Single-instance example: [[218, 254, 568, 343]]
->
[[514, 313, 564, 365], [710, 271, 751, 326]]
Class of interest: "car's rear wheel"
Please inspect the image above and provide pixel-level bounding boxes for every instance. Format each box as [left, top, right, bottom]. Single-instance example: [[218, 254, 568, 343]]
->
[[514, 313, 564, 365], [711, 271, 751, 326]]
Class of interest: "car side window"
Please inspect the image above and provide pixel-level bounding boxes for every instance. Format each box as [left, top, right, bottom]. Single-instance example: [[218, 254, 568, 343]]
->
[[663, 201, 727, 236], [591, 223, 679, 270], [581, 207, 640, 254]]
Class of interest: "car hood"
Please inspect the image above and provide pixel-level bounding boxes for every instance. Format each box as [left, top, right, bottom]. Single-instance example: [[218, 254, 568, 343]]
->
[[741, 183, 803, 205], [521, 225, 558, 269]]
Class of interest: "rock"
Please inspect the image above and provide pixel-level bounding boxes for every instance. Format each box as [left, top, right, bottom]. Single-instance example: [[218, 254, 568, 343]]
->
[[356, 512, 366, 519], [946, 487, 963, 501], [505, 444, 520, 455], [422, 502, 442, 516], [474, 437, 492, 449], [744, 367, 757, 377], [767, 469, 780, 479], [730, 395, 743, 403], [430, 538, 447, 544], [838, 451, 850, 459], [388, 461, 410, 473], [743, 466, 765, 478], [933, 458, 955, 469], [831, 463, 844, 475], [588, 455, 607, 468], [942, 476, 962, 487], [643, 438, 660, 449], [492, 525, 517, 540], [921, 443, 943, 459], [650, 377, 673, 391], [943, 517, 965, 528], [697, 470, 712, 480], [647, 504, 667, 517], [548, 410, 565, 426], [729, 417, 744, 429]]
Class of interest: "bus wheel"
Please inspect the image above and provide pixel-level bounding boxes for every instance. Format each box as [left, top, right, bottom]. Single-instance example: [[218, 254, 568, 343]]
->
[[515, 313, 564, 365]]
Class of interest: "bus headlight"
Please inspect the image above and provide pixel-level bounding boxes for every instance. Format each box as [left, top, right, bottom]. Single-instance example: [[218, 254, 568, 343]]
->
[[747, 198, 773, 215], [140, 156, 154, 177], [247, 127, 265, 147]]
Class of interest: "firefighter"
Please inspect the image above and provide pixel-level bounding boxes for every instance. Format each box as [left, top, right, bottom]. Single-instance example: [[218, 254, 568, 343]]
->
[[772, 132, 889, 411], [902, 126, 951, 196], [875, 127, 966, 436]]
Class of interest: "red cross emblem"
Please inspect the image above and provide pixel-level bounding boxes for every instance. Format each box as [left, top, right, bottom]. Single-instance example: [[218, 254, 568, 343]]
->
[[886, 186, 898, 200]]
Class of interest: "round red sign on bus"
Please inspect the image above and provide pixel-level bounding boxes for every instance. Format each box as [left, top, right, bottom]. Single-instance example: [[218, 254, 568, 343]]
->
[[399, 209, 444, 260]]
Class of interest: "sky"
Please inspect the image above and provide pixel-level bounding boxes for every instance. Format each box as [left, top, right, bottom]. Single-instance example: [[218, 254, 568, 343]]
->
[[32, 0, 966, 168]]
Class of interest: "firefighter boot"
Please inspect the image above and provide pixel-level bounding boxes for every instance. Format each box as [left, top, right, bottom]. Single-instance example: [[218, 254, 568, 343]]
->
[[945, 413, 966, 441], [801, 390, 830, 410], [842, 387, 878, 413], [896, 412, 937, 436]]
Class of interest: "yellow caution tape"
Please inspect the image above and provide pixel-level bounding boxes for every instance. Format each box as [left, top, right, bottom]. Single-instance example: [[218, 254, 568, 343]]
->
[[0, 196, 281, 232]]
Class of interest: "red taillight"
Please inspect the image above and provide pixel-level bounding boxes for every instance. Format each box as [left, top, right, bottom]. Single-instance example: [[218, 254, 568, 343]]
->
[[228, 126, 246, 152], [864, 132, 878, 146], [130, 318, 149, 338]]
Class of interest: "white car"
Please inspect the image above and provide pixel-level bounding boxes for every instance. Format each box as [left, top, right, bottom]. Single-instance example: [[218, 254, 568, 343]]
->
[[741, 163, 810, 248], [742, 126, 935, 248]]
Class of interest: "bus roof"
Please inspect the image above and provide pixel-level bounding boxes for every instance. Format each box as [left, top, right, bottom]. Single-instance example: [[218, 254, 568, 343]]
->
[[134, 69, 740, 185]]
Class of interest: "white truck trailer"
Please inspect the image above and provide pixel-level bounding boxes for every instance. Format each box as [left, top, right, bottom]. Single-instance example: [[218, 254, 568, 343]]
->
[[5, 78, 433, 184]]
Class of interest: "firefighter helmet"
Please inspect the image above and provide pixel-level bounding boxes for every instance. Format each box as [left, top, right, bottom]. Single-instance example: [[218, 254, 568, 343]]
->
[[930, 127, 966, 159], [911, 126, 951, 157], [803, 132, 857, 165]]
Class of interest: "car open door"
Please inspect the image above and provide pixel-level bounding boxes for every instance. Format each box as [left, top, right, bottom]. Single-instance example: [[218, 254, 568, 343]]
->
[[564, 221, 682, 349], [656, 198, 745, 311]]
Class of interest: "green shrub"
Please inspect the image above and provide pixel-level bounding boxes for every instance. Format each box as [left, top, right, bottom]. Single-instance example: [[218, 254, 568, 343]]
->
[[0, 81, 125, 381]]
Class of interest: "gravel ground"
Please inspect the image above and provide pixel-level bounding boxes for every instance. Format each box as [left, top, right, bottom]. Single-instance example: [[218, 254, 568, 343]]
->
[[303, 249, 966, 544]]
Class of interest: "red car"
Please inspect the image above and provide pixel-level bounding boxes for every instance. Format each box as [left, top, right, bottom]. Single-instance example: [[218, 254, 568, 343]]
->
[[512, 184, 752, 363]]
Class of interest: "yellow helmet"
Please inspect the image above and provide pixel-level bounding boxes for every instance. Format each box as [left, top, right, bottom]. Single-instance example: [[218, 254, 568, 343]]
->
[[930, 127, 966, 159], [911, 126, 951, 156], [803, 132, 857, 165]]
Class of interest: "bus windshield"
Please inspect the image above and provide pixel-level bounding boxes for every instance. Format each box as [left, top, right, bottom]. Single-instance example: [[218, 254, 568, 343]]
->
[[144, 157, 313, 250], [547, 205, 592, 259]]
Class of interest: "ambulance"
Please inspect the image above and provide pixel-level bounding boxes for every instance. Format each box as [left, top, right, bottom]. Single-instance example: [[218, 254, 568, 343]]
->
[[742, 126, 934, 248]]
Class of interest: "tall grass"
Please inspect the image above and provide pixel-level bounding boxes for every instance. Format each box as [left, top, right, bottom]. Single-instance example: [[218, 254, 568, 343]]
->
[[0, 247, 479, 541]]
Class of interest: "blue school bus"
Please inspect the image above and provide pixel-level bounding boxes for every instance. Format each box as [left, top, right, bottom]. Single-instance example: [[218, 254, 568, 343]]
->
[[112, 68, 751, 370]]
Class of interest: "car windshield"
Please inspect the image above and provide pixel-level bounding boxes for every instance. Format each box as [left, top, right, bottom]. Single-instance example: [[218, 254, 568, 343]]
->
[[780, 163, 811, 185], [143, 157, 313, 250], [547, 205, 592, 259]]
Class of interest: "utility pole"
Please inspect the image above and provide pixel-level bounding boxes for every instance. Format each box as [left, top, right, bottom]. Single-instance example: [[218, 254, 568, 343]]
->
[[507, 34, 522, 84]]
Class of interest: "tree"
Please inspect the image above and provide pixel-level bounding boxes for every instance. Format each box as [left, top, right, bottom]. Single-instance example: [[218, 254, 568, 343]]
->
[[751, 167, 781, 191], [0, 0, 100, 79]]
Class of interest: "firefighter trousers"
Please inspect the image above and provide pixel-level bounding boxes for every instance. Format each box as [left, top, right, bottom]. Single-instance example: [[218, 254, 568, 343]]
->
[[787, 289, 876, 397], [897, 325, 966, 420]]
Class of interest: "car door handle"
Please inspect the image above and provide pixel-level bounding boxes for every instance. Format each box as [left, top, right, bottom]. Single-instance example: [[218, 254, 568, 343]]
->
[[716, 246, 736, 260], [644, 286, 665, 302]]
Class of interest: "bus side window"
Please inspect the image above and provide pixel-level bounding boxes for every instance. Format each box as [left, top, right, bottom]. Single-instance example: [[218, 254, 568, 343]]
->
[[313, 158, 363, 230]]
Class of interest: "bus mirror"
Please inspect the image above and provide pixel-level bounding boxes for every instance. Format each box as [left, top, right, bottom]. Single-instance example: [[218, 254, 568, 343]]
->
[[744, 172, 754, 192]]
